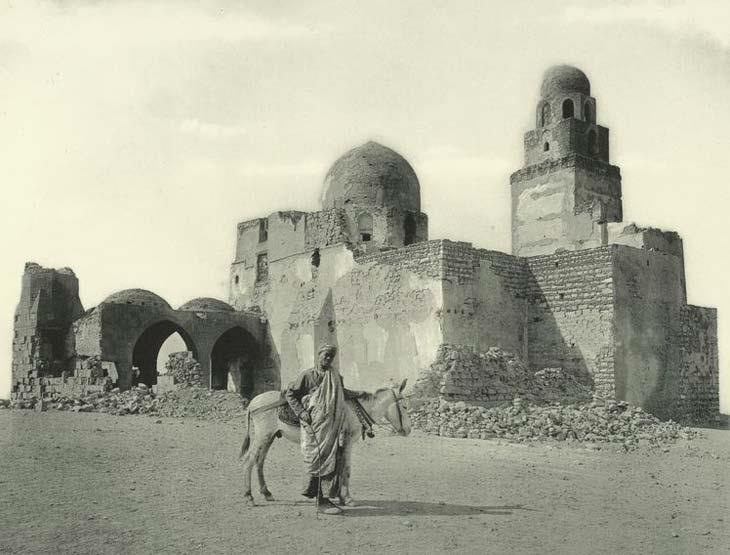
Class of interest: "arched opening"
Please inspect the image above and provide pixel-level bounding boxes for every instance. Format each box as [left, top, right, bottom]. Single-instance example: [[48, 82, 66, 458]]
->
[[132, 321, 197, 387], [404, 214, 417, 246], [562, 99, 574, 119], [584, 102, 592, 122], [210, 327, 260, 396], [540, 103, 551, 127], [587, 129, 598, 155], [156, 332, 187, 375], [543, 142, 550, 152], [358, 213, 373, 242]]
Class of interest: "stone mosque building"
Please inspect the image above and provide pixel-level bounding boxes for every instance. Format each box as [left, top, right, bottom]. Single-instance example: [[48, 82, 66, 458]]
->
[[11, 65, 719, 420]]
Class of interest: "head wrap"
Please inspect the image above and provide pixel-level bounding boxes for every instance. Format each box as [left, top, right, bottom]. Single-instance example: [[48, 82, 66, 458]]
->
[[318, 344, 337, 356]]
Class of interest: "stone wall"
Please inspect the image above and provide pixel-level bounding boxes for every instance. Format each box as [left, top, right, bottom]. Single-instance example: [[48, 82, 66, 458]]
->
[[525, 246, 615, 396], [510, 155, 622, 257], [438, 243, 529, 359], [611, 245, 686, 414], [673, 305, 719, 422], [413, 344, 592, 404]]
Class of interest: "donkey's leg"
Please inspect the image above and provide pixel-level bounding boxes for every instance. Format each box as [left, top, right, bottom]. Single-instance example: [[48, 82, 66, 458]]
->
[[339, 437, 356, 506], [241, 437, 258, 506], [255, 433, 277, 502]]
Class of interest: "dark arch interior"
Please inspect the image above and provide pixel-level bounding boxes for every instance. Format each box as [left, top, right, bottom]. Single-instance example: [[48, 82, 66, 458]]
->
[[132, 321, 197, 386], [210, 327, 259, 395], [562, 99, 574, 119], [404, 214, 417, 246]]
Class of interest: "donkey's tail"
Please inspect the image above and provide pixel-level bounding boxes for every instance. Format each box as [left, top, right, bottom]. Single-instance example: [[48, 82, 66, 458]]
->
[[239, 409, 252, 460]]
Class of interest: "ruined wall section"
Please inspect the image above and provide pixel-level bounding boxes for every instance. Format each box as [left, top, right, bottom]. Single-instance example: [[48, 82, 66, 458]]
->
[[414, 344, 592, 404], [11, 263, 84, 403], [525, 247, 615, 396]]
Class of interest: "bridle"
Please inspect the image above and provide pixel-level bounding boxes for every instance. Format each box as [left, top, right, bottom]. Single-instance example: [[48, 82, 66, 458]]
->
[[389, 389, 407, 434]]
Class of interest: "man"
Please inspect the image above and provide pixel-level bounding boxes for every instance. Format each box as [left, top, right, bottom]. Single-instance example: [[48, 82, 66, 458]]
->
[[284, 344, 357, 515]]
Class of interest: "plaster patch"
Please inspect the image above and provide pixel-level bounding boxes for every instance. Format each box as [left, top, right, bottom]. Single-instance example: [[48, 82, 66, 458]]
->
[[409, 318, 442, 370], [363, 320, 388, 362], [295, 334, 314, 369], [517, 188, 566, 222]]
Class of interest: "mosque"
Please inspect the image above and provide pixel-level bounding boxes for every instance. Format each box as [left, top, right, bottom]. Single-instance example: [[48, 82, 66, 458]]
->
[[11, 65, 719, 421]]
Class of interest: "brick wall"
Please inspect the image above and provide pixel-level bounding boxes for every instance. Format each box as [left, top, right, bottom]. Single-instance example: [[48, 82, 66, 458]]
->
[[672, 305, 719, 421], [525, 247, 615, 395]]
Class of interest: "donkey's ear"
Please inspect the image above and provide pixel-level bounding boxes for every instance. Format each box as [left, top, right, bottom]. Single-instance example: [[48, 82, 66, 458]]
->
[[399, 378, 407, 393]]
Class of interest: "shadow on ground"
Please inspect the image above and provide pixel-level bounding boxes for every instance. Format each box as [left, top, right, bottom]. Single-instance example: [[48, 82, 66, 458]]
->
[[338, 500, 528, 517]]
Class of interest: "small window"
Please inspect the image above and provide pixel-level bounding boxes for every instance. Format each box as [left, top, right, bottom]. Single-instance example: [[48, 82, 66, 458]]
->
[[256, 253, 269, 282], [311, 248, 320, 268], [234, 275, 239, 285], [543, 142, 550, 152], [258, 219, 268, 243], [357, 213, 373, 243], [562, 99, 574, 119]]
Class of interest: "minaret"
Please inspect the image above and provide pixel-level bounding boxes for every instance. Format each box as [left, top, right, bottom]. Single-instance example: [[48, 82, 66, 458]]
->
[[510, 65, 622, 257]]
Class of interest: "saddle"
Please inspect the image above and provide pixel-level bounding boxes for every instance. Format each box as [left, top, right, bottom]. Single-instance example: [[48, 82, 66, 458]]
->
[[276, 392, 375, 438], [277, 393, 301, 427]]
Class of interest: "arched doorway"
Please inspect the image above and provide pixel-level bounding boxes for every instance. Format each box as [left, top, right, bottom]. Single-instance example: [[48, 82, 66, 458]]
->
[[132, 321, 197, 386], [210, 327, 259, 396]]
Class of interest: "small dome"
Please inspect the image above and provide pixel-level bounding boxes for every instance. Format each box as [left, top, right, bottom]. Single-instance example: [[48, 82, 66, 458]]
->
[[178, 297, 235, 312], [321, 141, 420, 212], [102, 289, 171, 309], [540, 65, 591, 98]]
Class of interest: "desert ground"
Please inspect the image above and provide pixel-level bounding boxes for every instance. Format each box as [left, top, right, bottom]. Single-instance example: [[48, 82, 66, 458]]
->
[[1, 410, 728, 555]]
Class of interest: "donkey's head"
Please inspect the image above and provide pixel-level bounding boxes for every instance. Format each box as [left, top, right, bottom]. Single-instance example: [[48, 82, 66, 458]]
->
[[382, 378, 411, 436]]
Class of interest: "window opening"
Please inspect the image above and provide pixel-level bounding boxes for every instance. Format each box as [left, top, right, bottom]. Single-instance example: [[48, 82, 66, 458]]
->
[[562, 99, 574, 119]]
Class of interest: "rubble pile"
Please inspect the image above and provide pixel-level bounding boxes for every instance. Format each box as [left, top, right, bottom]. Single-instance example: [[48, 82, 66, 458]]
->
[[36, 386, 249, 420], [164, 351, 203, 387], [410, 398, 698, 447], [413, 345, 593, 404]]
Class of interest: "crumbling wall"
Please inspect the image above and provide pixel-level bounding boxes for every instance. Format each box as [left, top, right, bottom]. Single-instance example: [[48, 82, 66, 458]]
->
[[526, 246, 615, 396], [304, 209, 351, 249], [413, 344, 592, 404]]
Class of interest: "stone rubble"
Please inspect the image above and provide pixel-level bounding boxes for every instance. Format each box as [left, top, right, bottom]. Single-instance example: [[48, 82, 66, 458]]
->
[[410, 397, 699, 448], [11, 386, 249, 421]]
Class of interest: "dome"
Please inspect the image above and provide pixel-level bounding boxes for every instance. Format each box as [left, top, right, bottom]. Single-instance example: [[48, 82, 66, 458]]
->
[[321, 141, 421, 212], [178, 297, 235, 312], [101, 289, 171, 309], [540, 65, 591, 98]]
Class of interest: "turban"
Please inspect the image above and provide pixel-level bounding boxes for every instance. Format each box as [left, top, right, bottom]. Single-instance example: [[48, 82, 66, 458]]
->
[[318, 344, 337, 356]]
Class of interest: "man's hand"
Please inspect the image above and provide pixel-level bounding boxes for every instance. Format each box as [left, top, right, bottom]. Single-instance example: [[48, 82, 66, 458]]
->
[[299, 410, 312, 425]]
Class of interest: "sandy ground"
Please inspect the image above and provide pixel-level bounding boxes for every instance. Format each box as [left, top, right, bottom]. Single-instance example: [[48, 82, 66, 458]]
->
[[1, 410, 728, 555]]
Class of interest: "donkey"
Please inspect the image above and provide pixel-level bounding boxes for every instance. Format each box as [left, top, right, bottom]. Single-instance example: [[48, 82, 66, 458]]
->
[[239, 379, 410, 506]]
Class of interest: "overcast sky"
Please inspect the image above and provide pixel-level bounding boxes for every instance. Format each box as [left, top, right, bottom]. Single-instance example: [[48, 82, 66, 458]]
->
[[1, 0, 729, 411]]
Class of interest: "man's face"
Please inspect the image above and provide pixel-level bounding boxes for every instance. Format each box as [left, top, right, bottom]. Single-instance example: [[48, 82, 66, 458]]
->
[[318, 350, 335, 370]]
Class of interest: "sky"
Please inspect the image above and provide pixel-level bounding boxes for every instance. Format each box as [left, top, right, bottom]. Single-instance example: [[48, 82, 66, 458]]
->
[[1, 0, 729, 412]]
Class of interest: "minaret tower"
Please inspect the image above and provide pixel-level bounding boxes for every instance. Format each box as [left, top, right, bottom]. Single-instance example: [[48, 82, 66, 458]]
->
[[510, 65, 623, 256]]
